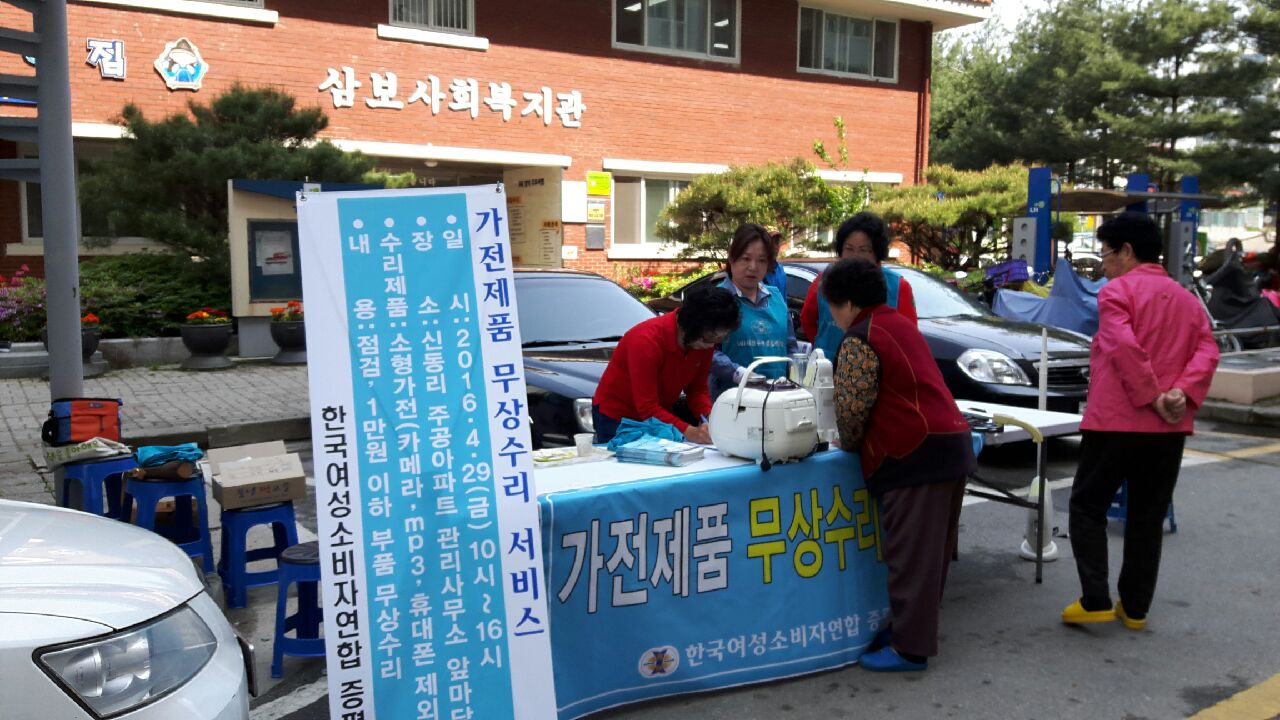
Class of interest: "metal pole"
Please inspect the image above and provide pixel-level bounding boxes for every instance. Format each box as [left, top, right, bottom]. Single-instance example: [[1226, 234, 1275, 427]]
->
[[35, 0, 83, 399]]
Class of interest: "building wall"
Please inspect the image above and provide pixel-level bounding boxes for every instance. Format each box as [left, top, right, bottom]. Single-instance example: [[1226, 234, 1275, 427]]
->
[[2, 0, 948, 277]]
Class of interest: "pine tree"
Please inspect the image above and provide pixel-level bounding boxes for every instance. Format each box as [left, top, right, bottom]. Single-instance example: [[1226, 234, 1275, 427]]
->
[[655, 158, 847, 260], [80, 84, 375, 276], [1096, 0, 1265, 190]]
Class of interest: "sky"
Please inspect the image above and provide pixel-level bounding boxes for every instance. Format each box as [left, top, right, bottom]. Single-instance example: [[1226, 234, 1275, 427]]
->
[[939, 0, 1050, 40]]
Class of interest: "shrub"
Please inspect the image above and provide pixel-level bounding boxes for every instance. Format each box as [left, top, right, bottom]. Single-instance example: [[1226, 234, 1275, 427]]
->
[[0, 266, 46, 342], [79, 253, 231, 337], [622, 263, 720, 302]]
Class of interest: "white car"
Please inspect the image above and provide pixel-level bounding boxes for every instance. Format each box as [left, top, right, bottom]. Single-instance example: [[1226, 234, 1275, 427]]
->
[[0, 499, 253, 719]]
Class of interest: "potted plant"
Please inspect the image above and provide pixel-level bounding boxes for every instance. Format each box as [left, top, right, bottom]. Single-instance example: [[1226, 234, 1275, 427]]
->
[[79, 313, 101, 361], [181, 307, 233, 370], [268, 300, 306, 365]]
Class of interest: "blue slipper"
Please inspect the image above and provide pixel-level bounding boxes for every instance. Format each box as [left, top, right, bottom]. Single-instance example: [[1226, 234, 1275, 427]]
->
[[859, 647, 927, 672], [867, 627, 893, 652]]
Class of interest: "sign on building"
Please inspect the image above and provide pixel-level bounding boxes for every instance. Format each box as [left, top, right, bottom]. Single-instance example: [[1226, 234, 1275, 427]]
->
[[85, 38, 125, 79], [297, 184, 557, 720], [153, 37, 208, 91], [318, 66, 585, 128]]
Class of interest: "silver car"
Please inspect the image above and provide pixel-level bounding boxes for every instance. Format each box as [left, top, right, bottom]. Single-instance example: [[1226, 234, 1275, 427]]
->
[[0, 499, 253, 719]]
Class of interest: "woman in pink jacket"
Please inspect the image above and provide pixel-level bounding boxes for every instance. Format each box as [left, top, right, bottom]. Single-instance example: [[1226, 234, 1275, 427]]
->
[[1061, 212, 1220, 630]]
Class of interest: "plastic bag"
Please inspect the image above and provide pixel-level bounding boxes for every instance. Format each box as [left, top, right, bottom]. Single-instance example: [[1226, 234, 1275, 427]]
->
[[43, 437, 132, 470]]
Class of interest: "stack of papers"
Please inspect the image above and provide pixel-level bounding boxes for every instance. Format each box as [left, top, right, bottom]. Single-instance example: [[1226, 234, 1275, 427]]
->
[[614, 436, 705, 467]]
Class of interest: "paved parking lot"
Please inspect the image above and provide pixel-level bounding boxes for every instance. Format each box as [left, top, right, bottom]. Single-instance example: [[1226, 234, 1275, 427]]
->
[[4, 366, 1279, 719]]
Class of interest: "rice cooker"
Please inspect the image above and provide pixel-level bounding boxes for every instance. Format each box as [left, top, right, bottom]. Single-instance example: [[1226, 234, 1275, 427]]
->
[[709, 356, 818, 463]]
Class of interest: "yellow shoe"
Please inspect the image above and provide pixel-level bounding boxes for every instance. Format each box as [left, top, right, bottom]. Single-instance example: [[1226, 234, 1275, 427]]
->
[[1061, 600, 1116, 625], [1115, 601, 1147, 630]]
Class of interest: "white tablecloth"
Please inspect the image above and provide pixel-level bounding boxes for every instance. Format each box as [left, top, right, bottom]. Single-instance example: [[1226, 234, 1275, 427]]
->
[[956, 401, 1082, 446]]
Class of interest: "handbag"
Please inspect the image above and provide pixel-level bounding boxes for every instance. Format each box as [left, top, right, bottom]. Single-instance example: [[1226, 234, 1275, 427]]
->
[[41, 398, 123, 446]]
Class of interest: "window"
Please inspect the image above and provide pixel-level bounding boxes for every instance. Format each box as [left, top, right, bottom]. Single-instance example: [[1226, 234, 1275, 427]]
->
[[614, 177, 689, 245], [21, 150, 133, 242], [798, 7, 897, 81], [614, 0, 738, 62], [390, 0, 473, 34], [23, 180, 123, 241]]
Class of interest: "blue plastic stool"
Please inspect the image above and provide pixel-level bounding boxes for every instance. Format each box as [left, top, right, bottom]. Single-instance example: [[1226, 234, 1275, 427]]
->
[[1107, 481, 1177, 533], [218, 502, 299, 609], [123, 472, 215, 572], [272, 541, 325, 678], [59, 455, 137, 518]]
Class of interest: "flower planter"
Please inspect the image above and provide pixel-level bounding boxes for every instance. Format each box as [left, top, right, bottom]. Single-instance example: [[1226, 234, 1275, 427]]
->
[[81, 327, 100, 361], [269, 320, 307, 365], [180, 323, 234, 370], [41, 327, 100, 362]]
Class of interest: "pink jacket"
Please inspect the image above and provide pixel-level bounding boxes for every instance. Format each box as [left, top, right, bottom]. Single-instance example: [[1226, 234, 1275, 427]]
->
[[1080, 264, 1220, 434]]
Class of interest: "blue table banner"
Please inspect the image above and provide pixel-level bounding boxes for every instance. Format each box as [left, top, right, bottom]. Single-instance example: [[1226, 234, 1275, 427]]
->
[[538, 450, 889, 718]]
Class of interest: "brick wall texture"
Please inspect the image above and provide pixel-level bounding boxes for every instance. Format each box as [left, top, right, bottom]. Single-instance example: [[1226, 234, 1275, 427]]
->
[[0, 0, 964, 278]]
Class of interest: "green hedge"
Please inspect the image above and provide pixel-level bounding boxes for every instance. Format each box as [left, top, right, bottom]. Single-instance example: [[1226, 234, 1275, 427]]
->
[[80, 254, 231, 338], [0, 253, 231, 341]]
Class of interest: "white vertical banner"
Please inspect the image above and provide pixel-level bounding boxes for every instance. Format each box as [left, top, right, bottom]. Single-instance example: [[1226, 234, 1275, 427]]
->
[[298, 184, 556, 720]]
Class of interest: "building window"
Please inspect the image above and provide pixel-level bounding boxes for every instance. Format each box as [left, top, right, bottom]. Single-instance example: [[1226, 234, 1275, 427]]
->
[[798, 7, 897, 81], [390, 0, 474, 34], [614, 177, 689, 245], [614, 0, 738, 62]]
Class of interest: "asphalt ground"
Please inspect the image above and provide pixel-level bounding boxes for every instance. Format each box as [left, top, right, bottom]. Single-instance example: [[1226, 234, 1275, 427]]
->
[[244, 419, 1280, 720]]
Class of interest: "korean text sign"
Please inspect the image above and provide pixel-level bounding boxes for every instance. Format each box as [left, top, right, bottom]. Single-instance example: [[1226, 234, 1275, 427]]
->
[[540, 450, 889, 718], [298, 185, 556, 720]]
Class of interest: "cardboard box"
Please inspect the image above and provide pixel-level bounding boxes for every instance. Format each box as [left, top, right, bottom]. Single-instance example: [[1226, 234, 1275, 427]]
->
[[208, 440, 306, 510]]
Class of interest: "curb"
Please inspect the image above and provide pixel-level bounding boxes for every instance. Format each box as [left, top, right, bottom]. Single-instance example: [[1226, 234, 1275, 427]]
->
[[123, 416, 312, 450], [1199, 400, 1280, 428]]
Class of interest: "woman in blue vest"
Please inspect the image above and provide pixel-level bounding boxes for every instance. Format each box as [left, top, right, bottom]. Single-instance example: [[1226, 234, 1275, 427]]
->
[[801, 212, 918, 361], [709, 224, 799, 398]]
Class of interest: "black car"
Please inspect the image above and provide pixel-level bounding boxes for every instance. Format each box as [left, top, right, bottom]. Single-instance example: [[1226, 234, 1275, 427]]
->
[[514, 269, 655, 448], [647, 260, 1094, 413]]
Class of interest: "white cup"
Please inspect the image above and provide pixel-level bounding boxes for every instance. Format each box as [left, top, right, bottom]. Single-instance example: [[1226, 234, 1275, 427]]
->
[[574, 433, 595, 457]]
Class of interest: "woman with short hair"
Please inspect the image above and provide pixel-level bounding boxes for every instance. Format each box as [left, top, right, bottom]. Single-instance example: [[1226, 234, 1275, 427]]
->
[[592, 285, 741, 445], [708, 224, 799, 398], [825, 257, 973, 672], [801, 212, 917, 360]]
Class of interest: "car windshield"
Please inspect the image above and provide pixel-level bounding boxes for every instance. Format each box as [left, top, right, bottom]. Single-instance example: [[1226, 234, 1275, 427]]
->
[[892, 267, 988, 319], [515, 274, 655, 345]]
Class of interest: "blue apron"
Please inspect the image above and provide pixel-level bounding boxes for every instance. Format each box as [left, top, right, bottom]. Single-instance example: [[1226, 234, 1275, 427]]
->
[[714, 286, 790, 397], [815, 266, 902, 361]]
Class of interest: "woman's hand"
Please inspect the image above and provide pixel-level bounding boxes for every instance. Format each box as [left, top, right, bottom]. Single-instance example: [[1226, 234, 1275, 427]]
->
[[1152, 388, 1187, 425], [684, 423, 713, 445]]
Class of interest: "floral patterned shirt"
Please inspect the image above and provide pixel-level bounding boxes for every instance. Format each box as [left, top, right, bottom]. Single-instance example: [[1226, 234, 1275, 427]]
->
[[834, 334, 880, 449]]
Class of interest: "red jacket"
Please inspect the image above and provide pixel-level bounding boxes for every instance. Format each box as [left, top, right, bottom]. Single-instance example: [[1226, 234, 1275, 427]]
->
[[592, 311, 714, 433], [846, 305, 971, 488], [801, 269, 917, 341], [1081, 264, 1220, 434]]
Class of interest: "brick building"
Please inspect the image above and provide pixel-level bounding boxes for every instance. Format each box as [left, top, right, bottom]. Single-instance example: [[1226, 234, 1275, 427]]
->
[[1, 0, 990, 280]]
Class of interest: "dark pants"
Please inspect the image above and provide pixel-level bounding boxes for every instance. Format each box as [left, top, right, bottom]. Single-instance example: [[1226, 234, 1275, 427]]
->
[[591, 405, 622, 444], [1068, 430, 1186, 616], [592, 400, 700, 444], [878, 478, 965, 658]]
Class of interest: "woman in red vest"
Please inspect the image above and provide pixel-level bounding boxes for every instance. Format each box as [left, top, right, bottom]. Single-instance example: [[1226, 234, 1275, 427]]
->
[[825, 258, 975, 672]]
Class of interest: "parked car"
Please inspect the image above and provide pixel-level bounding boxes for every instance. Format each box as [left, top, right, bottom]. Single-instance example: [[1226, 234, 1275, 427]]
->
[[648, 261, 1093, 413], [0, 499, 252, 720], [514, 269, 656, 447], [1071, 253, 1105, 281]]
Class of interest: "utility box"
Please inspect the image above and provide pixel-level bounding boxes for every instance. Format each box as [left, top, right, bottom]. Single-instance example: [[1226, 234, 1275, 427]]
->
[[1012, 216, 1038, 268]]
